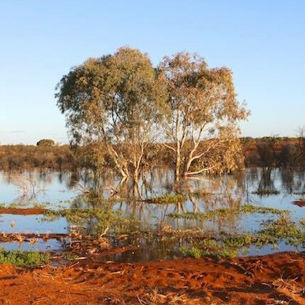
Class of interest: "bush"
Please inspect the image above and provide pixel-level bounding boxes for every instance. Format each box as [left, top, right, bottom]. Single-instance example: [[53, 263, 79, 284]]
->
[[36, 139, 55, 147]]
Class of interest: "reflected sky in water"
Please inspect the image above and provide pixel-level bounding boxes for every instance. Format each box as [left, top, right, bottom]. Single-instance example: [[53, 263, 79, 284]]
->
[[0, 167, 304, 259]]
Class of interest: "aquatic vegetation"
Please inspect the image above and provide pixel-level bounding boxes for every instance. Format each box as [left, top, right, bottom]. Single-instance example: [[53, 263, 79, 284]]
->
[[0, 166, 304, 262], [43, 208, 141, 234], [241, 204, 288, 214], [180, 216, 305, 259], [252, 189, 280, 196], [69, 192, 116, 209], [180, 239, 238, 259], [62, 253, 79, 261], [223, 234, 254, 248], [187, 191, 213, 198], [146, 194, 187, 204], [0, 249, 50, 267], [0, 202, 49, 209], [257, 215, 305, 248], [168, 204, 289, 220]]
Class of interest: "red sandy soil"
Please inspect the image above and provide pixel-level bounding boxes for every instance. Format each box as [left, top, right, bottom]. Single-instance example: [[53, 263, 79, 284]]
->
[[293, 200, 305, 208], [0, 208, 47, 215], [0, 252, 305, 305]]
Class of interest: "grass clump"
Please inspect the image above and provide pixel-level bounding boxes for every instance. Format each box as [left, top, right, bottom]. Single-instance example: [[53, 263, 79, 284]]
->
[[0, 249, 50, 267]]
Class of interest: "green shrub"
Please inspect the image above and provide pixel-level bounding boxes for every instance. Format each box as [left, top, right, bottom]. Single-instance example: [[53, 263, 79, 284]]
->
[[0, 249, 50, 267]]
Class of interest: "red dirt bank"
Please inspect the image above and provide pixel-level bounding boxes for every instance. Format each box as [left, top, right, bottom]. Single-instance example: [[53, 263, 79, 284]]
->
[[0, 252, 305, 305]]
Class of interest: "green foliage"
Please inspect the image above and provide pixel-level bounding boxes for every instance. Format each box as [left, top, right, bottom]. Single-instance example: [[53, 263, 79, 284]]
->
[[223, 234, 254, 248], [159, 52, 249, 180], [241, 204, 287, 214], [180, 246, 202, 259], [180, 239, 238, 259], [257, 215, 305, 247], [0, 249, 50, 267], [56, 47, 167, 179]]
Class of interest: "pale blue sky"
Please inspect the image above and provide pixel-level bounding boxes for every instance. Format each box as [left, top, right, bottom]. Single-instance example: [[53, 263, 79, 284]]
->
[[0, 0, 304, 144]]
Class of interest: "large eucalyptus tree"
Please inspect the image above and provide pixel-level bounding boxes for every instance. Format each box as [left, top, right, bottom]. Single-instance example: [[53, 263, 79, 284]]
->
[[56, 47, 165, 183]]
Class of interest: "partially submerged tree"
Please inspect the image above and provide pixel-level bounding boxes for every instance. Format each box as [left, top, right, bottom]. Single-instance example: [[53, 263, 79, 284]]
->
[[56, 47, 165, 183], [158, 52, 249, 181], [56, 48, 249, 186]]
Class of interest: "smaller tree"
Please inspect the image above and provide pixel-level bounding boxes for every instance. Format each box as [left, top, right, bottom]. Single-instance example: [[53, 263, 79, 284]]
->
[[158, 52, 249, 181]]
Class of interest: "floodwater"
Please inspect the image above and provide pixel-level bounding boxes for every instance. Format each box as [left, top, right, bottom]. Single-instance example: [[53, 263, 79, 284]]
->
[[0, 167, 304, 260]]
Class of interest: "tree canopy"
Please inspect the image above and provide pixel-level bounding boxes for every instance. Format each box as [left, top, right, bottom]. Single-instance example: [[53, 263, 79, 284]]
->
[[56, 47, 166, 181], [158, 52, 249, 180]]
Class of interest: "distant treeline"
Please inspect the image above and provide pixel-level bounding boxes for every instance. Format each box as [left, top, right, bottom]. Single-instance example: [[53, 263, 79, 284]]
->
[[0, 137, 304, 171], [0, 144, 77, 170], [241, 137, 305, 167]]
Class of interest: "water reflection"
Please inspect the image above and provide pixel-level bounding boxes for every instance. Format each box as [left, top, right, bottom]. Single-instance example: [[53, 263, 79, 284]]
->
[[0, 167, 305, 260], [1, 167, 305, 212]]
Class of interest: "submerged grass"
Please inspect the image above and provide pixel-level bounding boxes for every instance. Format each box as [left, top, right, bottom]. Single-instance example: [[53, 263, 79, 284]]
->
[[168, 204, 288, 220], [0, 202, 49, 209], [180, 241, 238, 259], [252, 189, 280, 196], [0, 249, 50, 267], [146, 194, 187, 204], [180, 215, 305, 259], [43, 208, 141, 234]]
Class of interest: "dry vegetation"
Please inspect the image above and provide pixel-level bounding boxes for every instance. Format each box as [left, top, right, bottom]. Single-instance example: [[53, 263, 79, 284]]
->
[[0, 137, 304, 172]]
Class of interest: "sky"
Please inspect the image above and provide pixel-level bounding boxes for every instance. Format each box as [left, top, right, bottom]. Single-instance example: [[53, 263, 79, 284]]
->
[[0, 0, 304, 145]]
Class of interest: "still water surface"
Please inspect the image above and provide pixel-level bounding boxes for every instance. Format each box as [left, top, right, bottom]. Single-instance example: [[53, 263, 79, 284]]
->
[[0, 167, 304, 260]]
